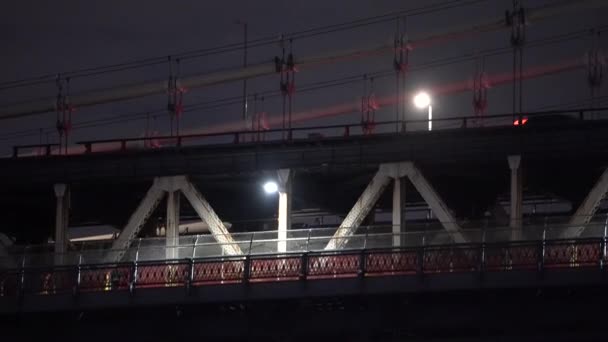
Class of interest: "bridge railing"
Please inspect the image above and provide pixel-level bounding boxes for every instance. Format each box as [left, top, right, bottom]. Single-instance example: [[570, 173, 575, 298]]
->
[[75, 107, 608, 153], [11, 107, 608, 157], [1, 215, 607, 269], [1, 237, 606, 298]]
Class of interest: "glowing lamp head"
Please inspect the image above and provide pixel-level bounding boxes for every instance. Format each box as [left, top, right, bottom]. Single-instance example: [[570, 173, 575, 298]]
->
[[413, 92, 431, 109], [263, 181, 278, 194]]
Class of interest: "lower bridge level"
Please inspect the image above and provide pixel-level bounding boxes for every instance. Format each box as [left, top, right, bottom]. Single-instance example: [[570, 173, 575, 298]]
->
[[2, 237, 607, 313]]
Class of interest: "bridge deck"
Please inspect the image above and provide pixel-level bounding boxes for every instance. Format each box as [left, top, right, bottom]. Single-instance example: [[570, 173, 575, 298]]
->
[[3, 110, 608, 184], [1, 237, 606, 313]]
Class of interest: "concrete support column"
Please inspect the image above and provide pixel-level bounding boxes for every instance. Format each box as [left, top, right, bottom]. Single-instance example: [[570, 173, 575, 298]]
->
[[166, 190, 180, 259], [277, 169, 292, 253], [392, 178, 405, 247], [54, 184, 70, 264], [508, 155, 523, 239]]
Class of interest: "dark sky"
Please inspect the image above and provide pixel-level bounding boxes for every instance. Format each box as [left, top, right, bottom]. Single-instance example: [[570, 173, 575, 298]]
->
[[0, 0, 606, 154]]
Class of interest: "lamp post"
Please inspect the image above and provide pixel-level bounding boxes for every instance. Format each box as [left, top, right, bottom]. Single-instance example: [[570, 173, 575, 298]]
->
[[413, 92, 432, 131]]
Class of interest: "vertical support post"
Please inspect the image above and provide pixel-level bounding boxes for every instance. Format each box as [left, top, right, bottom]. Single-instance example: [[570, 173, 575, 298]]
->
[[54, 184, 70, 265], [392, 178, 405, 247], [603, 214, 608, 269], [359, 249, 366, 277], [508, 155, 523, 240], [75, 254, 82, 296], [428, 105, 433, 131], [277, 169, 292, 253], [187, 258, 194, 292], [243, 255, 251, 283], [166, 190, 180, 260]]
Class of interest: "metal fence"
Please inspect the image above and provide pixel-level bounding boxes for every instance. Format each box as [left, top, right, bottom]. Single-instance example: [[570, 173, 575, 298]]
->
[[1, 216, 607, 269], [79, 107, 608, 152], [12, 107, 608, 157], [1, 237, 605, 298]]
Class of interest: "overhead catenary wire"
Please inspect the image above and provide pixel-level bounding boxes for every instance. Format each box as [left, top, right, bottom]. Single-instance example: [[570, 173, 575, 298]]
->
[[2, 0, 599, 94], [2, 57, 596, 153], [0, 0, 604, 120], [0, 0, 483, 91], [531, 95, 608, 111], [0, 25, 603, 143]]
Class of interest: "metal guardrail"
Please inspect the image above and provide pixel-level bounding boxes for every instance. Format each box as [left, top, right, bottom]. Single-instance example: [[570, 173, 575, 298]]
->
[[3, 218, 606, 268], [11, 107, 608, 156], [76, 107, 608, 153], [1, 237, 605, 298], [11, 143, 59, 158]]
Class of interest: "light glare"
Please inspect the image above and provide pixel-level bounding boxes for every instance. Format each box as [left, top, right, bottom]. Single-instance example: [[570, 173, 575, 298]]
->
[[263, 181, 278, 194], [413, 92, 431, 109]]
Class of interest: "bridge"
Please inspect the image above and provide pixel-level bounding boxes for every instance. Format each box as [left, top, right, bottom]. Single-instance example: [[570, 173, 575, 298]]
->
[[3, 220, 608, 341], [2, 1, 608, 340], [2, 222, 608, 312], [3, 108, 608, 280]]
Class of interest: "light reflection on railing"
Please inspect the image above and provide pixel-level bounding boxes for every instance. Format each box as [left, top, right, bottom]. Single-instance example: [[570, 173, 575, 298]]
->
[[1, 215, 607, 269], [1, 237, 605, 298]]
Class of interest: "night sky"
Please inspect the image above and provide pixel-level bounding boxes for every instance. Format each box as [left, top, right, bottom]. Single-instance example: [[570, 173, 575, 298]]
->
[[0, 0, 606, 155]]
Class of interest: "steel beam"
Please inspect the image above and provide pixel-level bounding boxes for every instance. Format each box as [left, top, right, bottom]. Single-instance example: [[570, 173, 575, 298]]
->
[[277, 169, 292, 253], [402, 162, 466, 244], [0, 0, 604, 120], [54, 184, 69, 265], [179, 177, 242, 255], [166, 190, 180, 260], [508, 155, 523, 240], [106, 179, 165, 262], [565, 168, 608, 237], [392, 178, 404, 247], [325, 168, 392, 250]]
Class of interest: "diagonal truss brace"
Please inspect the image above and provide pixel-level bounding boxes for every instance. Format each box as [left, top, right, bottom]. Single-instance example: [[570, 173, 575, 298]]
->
[[563, 168, 608, 238], [106, 179, 165, 262], [325, 162, 465, 250], [106, 176, 241, 262], [179, 177, 242, 256], [325, 169, 392, 250], [403, 162, 466, 244]]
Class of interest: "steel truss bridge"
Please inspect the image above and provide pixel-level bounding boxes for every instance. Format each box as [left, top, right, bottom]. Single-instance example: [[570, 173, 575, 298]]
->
[[1, 113, 608, 341], [2, 2, 608, 339], [2, 108, 608, 314], [2, 107, 608, 341]]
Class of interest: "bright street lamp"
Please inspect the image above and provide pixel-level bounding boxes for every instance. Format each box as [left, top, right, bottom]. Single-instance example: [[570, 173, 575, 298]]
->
[[263, 181, 278, 194], [413, 92, 433, 131]]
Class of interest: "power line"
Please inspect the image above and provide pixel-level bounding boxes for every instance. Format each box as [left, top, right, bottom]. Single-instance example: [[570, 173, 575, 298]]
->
[[0, 24, 601, 142], [532, 95, 608, 111], [0, 0, 485, 91]]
